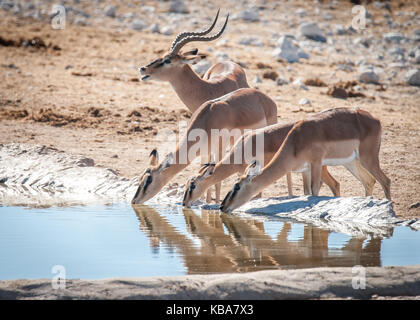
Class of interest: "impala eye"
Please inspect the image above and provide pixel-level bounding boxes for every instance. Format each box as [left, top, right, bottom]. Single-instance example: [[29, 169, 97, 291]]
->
[[190, 183, 196, 190], [163, 58, 171, 64], [234, 183, 240, 191], [146, 175, 152, 184]]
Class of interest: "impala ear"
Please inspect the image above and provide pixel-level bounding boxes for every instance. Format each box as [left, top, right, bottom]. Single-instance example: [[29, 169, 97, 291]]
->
[[181, 49, 206, 64], [159, 152, 174, 172], [245, 160, 261, 181], [149, 149, 159, 166]]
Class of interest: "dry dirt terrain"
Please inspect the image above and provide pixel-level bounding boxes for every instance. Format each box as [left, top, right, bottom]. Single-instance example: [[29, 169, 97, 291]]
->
[[1, 265, 419, 299], [0, 0, 419, 217]]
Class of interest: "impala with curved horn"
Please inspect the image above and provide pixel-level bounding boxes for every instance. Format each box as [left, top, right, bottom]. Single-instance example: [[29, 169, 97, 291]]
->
[[138, 10, 249, 113], [182, 120, 376, 208], [131, 87, 278, 205], [220, 108, 391, 213]]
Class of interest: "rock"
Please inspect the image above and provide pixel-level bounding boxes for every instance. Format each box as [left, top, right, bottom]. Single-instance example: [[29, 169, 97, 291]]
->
[[299, 22, 326, 43], [253, 76, 262, 84], [237, 37, 263, 47], [262, 71, 278, 81], [160, 26, 173, 36], [414, 29, 420, 42], [359, 68, 379, 84], [169, 0, 189, 14], [383, 32, 406, 43], [237, 9, 259, 22], [353, 37, 370, 48], [74, 17, 87, 26], [104, 5, 116, 18], [273, 36, 309, 63], [388, 47, 405, 56], [276, 77, 289, 86], [328, 87, 348, 99], [149, 23, 159, 33], [295, 8, 306, 18], [131, 19, 146, 31], [405, 69, 420, 86], [415, 49, 420, 64], [334, 24, 346, 35], [192, 60, 212, 76], [299, 98, 311, 105], [214, 51, 229, 60], [292, 78, 308, 90]]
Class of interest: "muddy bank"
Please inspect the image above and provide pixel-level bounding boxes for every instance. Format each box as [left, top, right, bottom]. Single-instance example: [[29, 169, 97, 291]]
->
[[0, 143, 419, 234], [0, 143, 138, 206], [1, 265, 419, 300]]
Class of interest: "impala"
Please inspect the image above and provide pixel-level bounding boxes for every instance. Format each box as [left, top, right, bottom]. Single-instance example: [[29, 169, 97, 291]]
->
[[139, 10, 249, 113], [182, 120, 375, 208], [219, 108, 391, 213], [131, 87, 278, 204]]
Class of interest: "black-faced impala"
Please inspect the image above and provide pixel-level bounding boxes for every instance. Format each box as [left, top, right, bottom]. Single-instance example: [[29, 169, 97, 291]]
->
[[182, 119, 376, 208], [138, 10, 250, 113], [131, 87, 278, 205], [220, 108, 391, 213]]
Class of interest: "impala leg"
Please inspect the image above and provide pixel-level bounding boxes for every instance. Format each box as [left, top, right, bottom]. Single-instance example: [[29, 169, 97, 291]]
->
[[286, 172, 293, 196], [215, 182, 221, 203], [302, 170, 311, 195], [359, 137, 391, 200], [344, 159, 376, 196], [310, 161, 322, 196], [253, 192, 262, 199], [320, 166, 340, 197]]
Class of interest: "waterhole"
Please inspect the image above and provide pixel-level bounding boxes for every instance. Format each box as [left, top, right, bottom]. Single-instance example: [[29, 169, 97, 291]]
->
[[0, 203, 419, 280]]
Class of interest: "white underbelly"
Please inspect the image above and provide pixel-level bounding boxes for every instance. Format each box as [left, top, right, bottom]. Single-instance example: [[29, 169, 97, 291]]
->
[[294, 150, 358, 173]]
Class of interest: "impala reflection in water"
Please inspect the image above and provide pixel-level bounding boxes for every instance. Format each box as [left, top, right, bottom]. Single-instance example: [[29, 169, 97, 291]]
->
[[132, 205, 384, 273], [2, 203, 419, 280]]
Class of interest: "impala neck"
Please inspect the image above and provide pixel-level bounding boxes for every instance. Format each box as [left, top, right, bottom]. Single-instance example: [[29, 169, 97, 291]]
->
[[169, 65, 214, 113], [204, 163, 244, 189], [251, 143, 297, 196]]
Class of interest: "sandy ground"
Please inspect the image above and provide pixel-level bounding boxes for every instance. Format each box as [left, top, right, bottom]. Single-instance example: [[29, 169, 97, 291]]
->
[[1, 265, 419, 300], [0, 0, 419, 219]]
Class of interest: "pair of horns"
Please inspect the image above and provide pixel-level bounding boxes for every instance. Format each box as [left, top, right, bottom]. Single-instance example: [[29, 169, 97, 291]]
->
[[169, 9, 229, 56]]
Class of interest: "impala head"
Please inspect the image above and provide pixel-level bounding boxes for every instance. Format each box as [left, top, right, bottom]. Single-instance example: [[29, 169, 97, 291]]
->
[[182, 162, 215, 207], [220, 160, 261, 214], [131, 149, 174, 205], [139, 9, 229, 81]]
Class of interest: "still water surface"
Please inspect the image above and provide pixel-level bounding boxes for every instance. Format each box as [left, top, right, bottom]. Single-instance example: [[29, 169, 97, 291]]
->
[[0, 203, 419, 280]]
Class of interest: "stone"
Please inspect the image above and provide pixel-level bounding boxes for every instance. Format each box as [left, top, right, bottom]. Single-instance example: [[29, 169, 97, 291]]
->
[[253, 76, 262, 84], [415, 49, 420, 64], [169, 0, 189, 14], [238, 9, 259, 22], [334, 24, 346, 35], [276, 77, 289, 86], [192, 60, 212, 76], [405, 69, 420, 86], [299, 22, 326, 43], [299, 98, 311, 105], [104, 5, 116, 18], [237, 37, 263, 47], [296, 8, 306, 18], [388, 47, 405, 56], [328, 87, 348, 99], [292, 78, 308, 90], [149, 23, 159, 33], [359, 68, 379, 84], [131, 19, 146, 31], [383, 32, 406, 43], [273, 36, 309, 63], [160, 26, 173, 36]]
